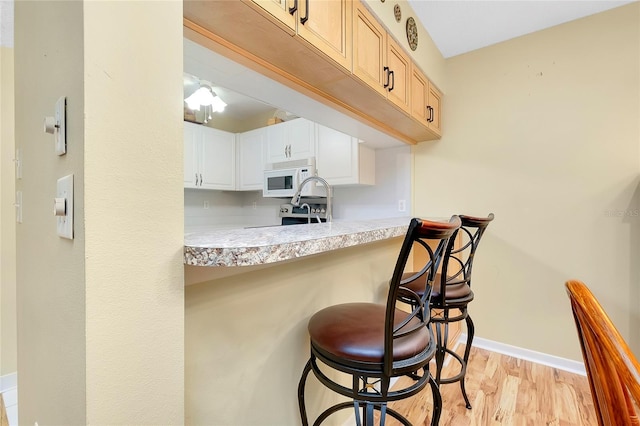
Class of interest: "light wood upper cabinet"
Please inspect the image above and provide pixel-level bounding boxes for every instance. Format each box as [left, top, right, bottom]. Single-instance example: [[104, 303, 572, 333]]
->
[[245, 0, 296, 32], [385, 36, 411, 114], [352, 0, 410, 113], [184, 0, 443, 143], [353, 1, 386, 96], [427, 83, 442, 135], [297, 0, 352, 70], [411, 65, 442, 136], [247, 0, 352, 70]]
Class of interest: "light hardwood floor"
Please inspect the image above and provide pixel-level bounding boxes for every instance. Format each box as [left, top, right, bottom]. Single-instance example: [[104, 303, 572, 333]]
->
[[0, 394, 8, 426], [388, 346, 596, 425]]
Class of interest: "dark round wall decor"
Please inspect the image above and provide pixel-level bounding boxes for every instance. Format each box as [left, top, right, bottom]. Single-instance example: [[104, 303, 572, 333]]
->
[[406, 17, 418, 51], [394, 4, 401, 22]]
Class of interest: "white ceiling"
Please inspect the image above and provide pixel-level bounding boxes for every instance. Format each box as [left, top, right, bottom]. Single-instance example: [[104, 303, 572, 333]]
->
[[407, 0, 637, 58]]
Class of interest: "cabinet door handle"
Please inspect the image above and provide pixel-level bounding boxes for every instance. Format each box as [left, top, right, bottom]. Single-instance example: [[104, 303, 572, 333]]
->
[[288, 0, 297, 14], [195, 173, 199, 186], [427, 106, 434, 122], [388, 70, 395, 92], [199, 173, 203, 186], [300, 0, 309, 24], [383, 66, 390, 88]]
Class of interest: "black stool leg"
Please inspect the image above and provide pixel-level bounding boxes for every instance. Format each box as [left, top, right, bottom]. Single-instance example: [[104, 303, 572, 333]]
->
[[461, 313, 474, 409], [298, 359, 313, 426], [428, 372, 442, 426], [434, 321, 446, 384]]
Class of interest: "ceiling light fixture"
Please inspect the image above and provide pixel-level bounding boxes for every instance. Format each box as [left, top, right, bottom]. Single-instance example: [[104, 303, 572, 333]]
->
[[184, 80, 227, 115]]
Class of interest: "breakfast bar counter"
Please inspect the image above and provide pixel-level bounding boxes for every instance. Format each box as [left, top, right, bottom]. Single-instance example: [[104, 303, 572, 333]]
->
[[184, 218, 412, 425], [184, 217, 412, 267]]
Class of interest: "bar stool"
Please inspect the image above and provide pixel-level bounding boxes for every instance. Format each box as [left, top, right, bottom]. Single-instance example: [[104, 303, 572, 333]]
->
[[402, 213, 494, 409], [297, 216, 461, 426]]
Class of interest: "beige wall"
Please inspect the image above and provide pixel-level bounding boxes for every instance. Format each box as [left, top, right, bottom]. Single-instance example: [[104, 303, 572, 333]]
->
[[15, 1, 87, 421], [15, 1, 184, 424], [0, 43, 18, 376], [413, 3, 640, 360], [185, 239, 403, 425], [0, 44, 16, 376], [364, 0, 446, 92]]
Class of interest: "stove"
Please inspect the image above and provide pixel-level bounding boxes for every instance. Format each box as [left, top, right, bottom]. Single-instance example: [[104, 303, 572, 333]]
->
[[279, 200, 328, 225]]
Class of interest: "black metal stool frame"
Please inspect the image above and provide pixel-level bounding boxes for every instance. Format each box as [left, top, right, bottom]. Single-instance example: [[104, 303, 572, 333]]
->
[[430, 214, 494, 409], [298, 217, 461, 426]]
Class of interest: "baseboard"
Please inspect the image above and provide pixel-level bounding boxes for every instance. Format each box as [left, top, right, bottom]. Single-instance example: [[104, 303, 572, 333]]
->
[[461, 334, 586, 376], [0, 374, 16, 393]]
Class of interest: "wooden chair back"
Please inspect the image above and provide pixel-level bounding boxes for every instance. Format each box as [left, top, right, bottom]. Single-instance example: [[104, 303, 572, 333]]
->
[[566, 280, 640, 425]]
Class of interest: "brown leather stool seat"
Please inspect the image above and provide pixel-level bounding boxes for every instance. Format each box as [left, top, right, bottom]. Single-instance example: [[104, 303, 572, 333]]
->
[[297, 216, 462, 426], [402, 273, 474, 302], [309, 303, 431, 366]]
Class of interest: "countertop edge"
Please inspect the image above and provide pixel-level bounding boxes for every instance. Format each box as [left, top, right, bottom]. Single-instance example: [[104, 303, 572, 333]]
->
[[184, 218, 412, 267]]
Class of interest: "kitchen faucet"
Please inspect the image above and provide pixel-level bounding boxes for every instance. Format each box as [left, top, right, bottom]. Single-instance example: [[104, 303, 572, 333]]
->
[[300, 203, 311, 224], [290, 176, 332, 223]]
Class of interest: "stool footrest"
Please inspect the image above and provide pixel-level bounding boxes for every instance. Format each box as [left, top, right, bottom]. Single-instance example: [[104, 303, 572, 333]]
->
[[438, 348, 467, 384]]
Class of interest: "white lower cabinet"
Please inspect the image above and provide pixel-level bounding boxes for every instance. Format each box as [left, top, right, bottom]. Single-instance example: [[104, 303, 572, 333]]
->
[[184, 121, 236, 190], [316, 124, 375, 186], [237, 127, 266, 190]]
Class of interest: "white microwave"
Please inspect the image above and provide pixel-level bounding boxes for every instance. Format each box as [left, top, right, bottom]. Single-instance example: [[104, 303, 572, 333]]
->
[[263, 166, 324, 198]]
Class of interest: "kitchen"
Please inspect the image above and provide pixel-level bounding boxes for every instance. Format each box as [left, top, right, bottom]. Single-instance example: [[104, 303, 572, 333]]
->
[[182, 39, 413, 232], [5, 0, 639, 425]]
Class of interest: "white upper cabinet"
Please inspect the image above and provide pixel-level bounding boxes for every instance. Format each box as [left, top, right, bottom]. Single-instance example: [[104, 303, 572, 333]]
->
[[316, 124, 375, 186], [184, 121, 236, 190], [184, 121, 199, 188], [185, 119, 377, 192], [265, 118, 315, 164], [237, 127, 266, 191]]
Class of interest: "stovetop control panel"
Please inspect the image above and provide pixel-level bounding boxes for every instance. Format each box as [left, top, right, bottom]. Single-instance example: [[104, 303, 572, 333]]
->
[[279, 202, 328, 219]]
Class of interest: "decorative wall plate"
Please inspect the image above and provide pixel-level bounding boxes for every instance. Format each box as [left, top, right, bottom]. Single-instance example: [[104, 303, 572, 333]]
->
[[406, 17, 418, 51], [394, 4, 401, 22]]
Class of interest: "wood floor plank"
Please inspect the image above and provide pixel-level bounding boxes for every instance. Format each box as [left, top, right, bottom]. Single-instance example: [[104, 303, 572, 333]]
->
[[0, 394, 8, 426], [383, 345, 595, 425]]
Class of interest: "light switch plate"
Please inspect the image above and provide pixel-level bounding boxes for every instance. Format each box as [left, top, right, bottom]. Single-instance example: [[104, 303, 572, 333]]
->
[[15, 191, 22, 223], [15, 148, 22, 179], [56, 174, 73, 239], [55, 97, 67, 155]]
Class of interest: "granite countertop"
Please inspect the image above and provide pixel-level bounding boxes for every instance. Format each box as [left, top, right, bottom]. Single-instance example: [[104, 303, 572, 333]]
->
[[184, 217, 413, 267]]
